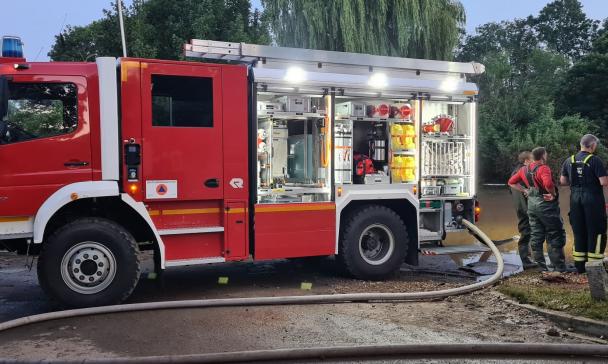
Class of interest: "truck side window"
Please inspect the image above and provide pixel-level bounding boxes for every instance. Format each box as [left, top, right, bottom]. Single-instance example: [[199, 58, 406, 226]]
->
[[2, 83, 77, 144], [151, 75, 213, 127]]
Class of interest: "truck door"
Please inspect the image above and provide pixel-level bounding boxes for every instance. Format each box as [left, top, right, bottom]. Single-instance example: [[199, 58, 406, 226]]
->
[[0, 75, 92, 219], [140, 63, 225, 264]]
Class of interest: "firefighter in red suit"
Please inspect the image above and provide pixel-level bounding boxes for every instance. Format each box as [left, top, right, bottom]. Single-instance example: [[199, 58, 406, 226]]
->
[[508, 147, 567, 271]]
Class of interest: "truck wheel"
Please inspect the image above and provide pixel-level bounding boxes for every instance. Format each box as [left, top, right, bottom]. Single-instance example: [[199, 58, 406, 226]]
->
[[338, 205, 408, 280], [37, 218, 140, 308]]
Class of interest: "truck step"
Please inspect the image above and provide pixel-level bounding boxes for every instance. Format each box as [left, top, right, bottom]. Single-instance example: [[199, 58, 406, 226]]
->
[[420, 243, 490, 255]]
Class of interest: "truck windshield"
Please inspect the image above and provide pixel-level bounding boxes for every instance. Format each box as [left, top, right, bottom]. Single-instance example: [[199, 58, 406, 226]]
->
[[0, 82, 78, 144]]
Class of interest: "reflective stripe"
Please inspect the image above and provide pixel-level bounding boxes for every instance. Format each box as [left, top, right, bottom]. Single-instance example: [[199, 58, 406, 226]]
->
[[588, 256, 604, 261], [573, 256, 587, 262], [572, 251, 587, 257], [588, 252, 604, 259], [571, 155, 575, 163], [583, 154, 593, 165], [595, 234, 603, 255]]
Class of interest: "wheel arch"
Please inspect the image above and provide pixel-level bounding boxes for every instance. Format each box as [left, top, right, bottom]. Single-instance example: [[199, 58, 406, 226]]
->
[[336, 187, 419, 265], [33, 181, 166, 269]]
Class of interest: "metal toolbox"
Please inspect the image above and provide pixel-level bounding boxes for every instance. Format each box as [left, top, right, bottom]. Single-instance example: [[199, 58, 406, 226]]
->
[[277, 96, 311, 113], [442, 181, 463, 195], [421, 186, 442, 196], [364, 173, 390, 184], [336, 101, 366, 117], [257, 102, 283, 112]]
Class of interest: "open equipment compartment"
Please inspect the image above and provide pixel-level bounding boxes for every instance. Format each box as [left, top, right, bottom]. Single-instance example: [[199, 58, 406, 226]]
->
[[256, 91, 332, 204], [418, 96, 477, 241], [334, 95, 419, 186]]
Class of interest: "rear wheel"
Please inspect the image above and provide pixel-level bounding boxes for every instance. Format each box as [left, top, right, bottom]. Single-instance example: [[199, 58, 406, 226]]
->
[[338, 205, 408, 280], [38, 218, 140, 307]]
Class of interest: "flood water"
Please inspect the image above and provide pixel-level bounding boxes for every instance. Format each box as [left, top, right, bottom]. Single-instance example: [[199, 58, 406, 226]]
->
[[446, 185, 577, 259]]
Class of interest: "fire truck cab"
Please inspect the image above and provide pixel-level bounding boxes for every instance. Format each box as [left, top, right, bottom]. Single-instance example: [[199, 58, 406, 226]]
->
[[0, 40, 484, 307]]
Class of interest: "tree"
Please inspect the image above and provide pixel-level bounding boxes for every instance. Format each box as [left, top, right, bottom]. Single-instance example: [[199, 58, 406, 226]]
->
[[48, 0, 270, 61], [555, 31, 608, 132], [457, 15, 594, 182], [261, 0, 465, 60], [533, 0, 599, 61]]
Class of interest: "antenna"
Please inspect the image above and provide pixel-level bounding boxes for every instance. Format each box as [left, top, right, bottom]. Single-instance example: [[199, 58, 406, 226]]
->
[[117, 0, 128, 57]]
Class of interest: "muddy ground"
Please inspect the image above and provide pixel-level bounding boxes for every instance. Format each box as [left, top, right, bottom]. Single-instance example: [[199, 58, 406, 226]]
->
[[0, 186, 604, 362], [0, 252, 600, 362]]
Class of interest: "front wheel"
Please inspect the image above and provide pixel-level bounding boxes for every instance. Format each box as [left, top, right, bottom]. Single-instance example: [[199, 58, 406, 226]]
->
[[338, 205, 409, 280], [37, 218, 140, 307]]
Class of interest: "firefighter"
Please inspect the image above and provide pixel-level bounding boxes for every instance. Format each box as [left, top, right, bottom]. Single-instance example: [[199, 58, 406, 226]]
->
[[560, 134, 608, 273], [508, 147, 567, 272], [509, 151, 536, 269]]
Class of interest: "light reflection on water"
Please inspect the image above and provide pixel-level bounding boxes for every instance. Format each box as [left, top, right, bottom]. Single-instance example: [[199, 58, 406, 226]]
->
[[426, 185, 584, 279], [446, 185, 577, 259]]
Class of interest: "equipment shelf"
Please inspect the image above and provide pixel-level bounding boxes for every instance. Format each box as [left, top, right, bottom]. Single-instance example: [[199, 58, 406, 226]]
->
[[393, 150, 416, 155], [258, 111, 326, 119], [337, 117, 413, 123]]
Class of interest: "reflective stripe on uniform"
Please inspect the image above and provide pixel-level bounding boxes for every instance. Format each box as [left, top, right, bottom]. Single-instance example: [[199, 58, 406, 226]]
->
[[572, 250, 587, 257], [583, 154, 594, 165], [595, 234, 603, 255], [588, 252, 604, 260], [573, 256, 587, 262]]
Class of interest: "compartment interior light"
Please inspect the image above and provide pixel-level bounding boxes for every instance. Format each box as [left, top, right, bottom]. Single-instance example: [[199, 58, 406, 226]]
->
[[368, 72, 388, 89], [283, 66, 307, 83], [439, 77, 459, 93]]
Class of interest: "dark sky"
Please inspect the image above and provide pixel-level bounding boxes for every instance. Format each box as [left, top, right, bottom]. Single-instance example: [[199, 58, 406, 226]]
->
[[2, 0, 607, 61]]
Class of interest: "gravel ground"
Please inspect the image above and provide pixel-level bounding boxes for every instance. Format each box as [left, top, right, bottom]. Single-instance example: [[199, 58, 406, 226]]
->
[[0, 251, 601, 362]]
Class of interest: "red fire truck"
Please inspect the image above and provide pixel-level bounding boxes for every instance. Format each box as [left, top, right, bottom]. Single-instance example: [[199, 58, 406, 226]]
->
[[0, 40, 484, 307]]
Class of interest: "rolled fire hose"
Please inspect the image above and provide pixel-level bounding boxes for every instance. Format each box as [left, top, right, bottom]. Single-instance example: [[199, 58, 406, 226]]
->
[[3, 221, 606, 362]]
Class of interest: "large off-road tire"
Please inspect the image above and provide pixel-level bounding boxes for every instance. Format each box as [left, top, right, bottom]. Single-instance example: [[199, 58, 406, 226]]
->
[[338, 205, 409, 280], [37, 218, 140, 308]]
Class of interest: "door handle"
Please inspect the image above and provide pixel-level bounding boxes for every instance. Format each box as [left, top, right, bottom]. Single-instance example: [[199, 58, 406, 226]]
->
[[64, 161, 89, 167], [204, 178, 220, 188]]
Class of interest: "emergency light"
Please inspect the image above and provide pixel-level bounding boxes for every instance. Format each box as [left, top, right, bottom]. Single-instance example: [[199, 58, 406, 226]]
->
[[1, 36, 24, 58]]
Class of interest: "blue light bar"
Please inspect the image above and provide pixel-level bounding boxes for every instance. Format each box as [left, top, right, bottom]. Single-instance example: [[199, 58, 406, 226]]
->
[[1, 36, 24, 58]]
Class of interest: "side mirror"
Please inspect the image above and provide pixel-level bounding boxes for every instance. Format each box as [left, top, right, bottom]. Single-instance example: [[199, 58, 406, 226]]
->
[[0, 76, 8, 121]]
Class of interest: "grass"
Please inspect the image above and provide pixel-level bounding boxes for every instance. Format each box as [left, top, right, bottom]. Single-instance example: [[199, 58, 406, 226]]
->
[[497, 272, 608, 322]]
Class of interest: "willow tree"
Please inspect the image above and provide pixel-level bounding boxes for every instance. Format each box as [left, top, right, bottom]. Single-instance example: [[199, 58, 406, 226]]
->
[[261, 0, 465, 60]]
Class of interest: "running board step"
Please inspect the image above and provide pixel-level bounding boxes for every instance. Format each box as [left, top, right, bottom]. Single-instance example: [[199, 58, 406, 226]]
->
[[420, 236, 516, 256], [158, 226, 224, 236], [165, 257, 226, 267], [421, 243, 490, 255]]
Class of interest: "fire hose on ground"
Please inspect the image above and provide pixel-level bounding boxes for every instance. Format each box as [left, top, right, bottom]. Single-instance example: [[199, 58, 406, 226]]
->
[[1, 219, 607, 362]]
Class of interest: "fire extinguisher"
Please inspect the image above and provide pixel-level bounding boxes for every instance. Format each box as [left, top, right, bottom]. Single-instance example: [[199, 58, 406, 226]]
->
[[354, 153, 375, 183]]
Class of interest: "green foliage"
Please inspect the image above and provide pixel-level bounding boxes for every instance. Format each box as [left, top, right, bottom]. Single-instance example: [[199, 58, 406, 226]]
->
[[532, 0, 599, 61], [9, 100, 65, 137], [458, 0, 602, 182], [499, 273, 608, 321], [555, 32, 608, 131], [261, 0, 465, 60], [48, 0, 270, 61]]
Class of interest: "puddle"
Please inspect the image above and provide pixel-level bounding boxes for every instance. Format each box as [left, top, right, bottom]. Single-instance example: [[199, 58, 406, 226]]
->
[[447, 185, 579, 260]]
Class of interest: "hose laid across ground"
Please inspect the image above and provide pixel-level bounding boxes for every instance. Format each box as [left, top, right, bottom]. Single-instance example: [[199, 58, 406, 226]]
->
[[0, 220, 502, 333], [3, 220, 606, 362], [67, 343, 608, 363]]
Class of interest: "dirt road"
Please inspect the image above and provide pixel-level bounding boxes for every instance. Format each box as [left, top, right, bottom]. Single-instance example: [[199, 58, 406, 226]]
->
[[0, 252, 597, 361]]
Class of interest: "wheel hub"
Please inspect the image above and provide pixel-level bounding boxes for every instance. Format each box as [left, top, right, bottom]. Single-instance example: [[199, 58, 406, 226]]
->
[[61, 242, 117, 295], [358, 224, 395, 266]]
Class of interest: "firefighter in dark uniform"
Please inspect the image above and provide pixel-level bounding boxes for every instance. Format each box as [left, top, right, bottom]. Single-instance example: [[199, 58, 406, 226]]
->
[[509, 147, 567, 271], [509, 151, 536, 268], [560, 134, 608, 273]]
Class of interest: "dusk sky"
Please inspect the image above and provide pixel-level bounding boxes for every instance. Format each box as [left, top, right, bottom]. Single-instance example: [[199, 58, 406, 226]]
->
[[2, 0, 607, 61]]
